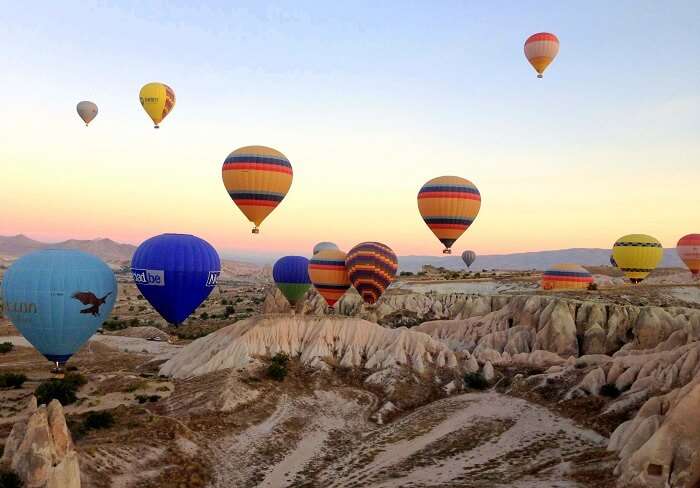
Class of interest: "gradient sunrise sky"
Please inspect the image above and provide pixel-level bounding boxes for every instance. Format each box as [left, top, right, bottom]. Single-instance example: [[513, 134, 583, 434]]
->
[[1, 1, 698, 259]]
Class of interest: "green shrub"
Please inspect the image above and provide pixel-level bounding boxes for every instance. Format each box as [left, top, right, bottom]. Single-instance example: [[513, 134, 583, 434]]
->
[[266, 363, 288, 381], [136, 394, 149, 404], [399, 271, 414, 276], [200, 312, 209, 320], [0, 469, 23, 488], [463, 372, 490, 390], [587, 282, 598, 291], [600, 383, 621, 398], [271, 352, 289, 366], [34, 374, 85, 406], [0, 342, 13, 354], [83, 411, 114, 430], [0, 373, 27, 389], [224, 305, 235, 317], [129, 318, 140, 327]]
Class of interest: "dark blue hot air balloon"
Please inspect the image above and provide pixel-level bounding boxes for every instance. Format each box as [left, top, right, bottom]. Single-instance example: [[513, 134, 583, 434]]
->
[[131, 234, 221, 325], [1, 249, 117, 369], [273, 256, 311, 307]]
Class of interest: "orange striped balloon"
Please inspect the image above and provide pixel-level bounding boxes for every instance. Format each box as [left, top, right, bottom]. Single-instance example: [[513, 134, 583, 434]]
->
[[308, 248, 350, 308], [221, 146, 293, 233], [417, 176, 481, 254], [524, 32, 559, 78], [677, 234, 700, 277], [346, 242, 397, 305], [542, 263, 593, 290]]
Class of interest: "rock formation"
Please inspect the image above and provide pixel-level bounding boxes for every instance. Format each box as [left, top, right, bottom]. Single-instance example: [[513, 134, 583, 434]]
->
[[1, 397, 80, 488], [160, 314, 459, 379]]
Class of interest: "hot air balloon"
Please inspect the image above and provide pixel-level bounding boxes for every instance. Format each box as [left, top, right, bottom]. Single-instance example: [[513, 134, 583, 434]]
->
[[677, 234, 700, 277], [308, 248, 350, 309], [418, 176, 481, 254], [612, 234, 663, 284], [273, 256, 311, 308], [346, 242, 397, 305], [313, 242, 338, 255], [541, 263, 593, 291], [131, 234, 220, 325], [462, 250, 476, 269], [221, 146, 293, 234], [610, 255, 617, 268], [76, 101, 98, 126], [139, 82, 176, 128], [524, 32, 559, 78], [1, 249, 116, 370]]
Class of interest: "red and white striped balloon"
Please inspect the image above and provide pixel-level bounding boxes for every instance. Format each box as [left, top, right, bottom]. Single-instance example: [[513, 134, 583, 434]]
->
[[677, 234, 700, 277], [524, 32, 559, 78]]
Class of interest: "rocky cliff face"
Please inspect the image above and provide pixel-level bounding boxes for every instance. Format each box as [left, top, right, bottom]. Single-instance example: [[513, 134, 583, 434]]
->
[[160, 314, 459, 380], [1, 397, 80, 488]]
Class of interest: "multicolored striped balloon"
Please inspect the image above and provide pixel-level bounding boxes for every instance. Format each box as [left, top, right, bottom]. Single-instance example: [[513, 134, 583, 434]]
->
[[612, 234, 663, 284], [308, 248, 350, 308], [222, 146, 293, 233], [418, 176, 481, 254], [524, 32, 559, 78], [346, 242, 397, 305], [542, 263, 593, 290], [273, 256, 311, 308], [677, 234, 700, 277]]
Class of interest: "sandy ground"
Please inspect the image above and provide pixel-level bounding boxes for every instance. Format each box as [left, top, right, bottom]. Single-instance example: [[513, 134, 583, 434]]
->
[[2, 335, 181, 359], [203, 388, 611, 488]]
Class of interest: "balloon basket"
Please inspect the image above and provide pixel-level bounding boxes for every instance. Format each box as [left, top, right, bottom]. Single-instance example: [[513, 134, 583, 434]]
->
[[443, 249, 452, 255], [252, 227, 260, 234], [154, 125, 160, 129], [51, 362, 65, 377], [537, 74, 543, 78]]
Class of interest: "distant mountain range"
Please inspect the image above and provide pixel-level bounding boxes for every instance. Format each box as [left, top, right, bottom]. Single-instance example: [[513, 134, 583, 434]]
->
[[0, 235, 685, 272], [398, 248, 684, 272], [0, 235, 135, 261]]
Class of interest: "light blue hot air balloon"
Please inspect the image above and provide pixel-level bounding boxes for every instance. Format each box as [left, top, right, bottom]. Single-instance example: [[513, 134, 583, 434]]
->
[[313, 242, 338, 255], [1, 249, 117, 369]]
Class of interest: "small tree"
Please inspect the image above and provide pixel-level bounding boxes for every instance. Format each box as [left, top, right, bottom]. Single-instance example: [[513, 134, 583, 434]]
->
[[0, 342, 14, 354], [266, 352, 290, 381], [83, 411, 114, 430], [0, 373, 27, 389], [464, 372, 489, 390], [0, 469, 23, 488]]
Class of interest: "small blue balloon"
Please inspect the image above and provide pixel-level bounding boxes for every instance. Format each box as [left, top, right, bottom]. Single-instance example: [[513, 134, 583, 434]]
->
[[131, 234, 221, 325], [1, 249, 117, 365]]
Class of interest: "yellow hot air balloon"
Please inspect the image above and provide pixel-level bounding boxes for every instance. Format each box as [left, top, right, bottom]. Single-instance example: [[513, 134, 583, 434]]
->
[[221, 146, 293, 233], [417, 176, 481, 254], [612, 234, 663, 284], [524, 32, 559, 78], [139, 82, 176, 128]]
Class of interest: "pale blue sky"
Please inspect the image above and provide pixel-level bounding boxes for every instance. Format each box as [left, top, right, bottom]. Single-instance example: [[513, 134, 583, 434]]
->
[[1, 1, 698, 258]]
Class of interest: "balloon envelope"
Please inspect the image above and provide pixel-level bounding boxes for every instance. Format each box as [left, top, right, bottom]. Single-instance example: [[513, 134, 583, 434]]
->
[[313, 242, 338, 255], [308, 248, 350, 308], [1, 249, 116, 365], [461, 250, 476, 268], [273, 256, 311, 307], [346, 242, 397, 305], [222, 146, 293, 233], [131, 234, 220, 325], [76, 101, 98, 126], [612, 234, 663, 284], [677, 234, 700, 276], [139, 82, 175, 128], [418, 176, 481, 254], [524, 32, 559, 78], [542, 263, 593, 290]]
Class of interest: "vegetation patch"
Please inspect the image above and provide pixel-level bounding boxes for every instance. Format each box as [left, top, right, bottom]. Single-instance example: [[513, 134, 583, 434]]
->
[[0, 373, 27, 389]]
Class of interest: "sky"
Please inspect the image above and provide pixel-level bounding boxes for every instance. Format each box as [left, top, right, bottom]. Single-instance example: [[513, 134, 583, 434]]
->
[[1, 1, 698, 259]]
